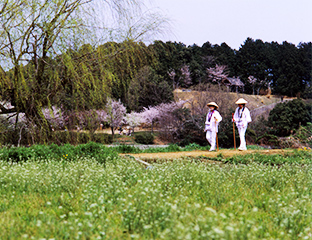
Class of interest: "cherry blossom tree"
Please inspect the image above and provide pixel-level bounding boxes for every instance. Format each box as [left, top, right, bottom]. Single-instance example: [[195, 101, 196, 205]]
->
[[248, 75, 257, 95], [206, 64, 228, 90], [155, 100, 186, 140], [124, 111, 143, 133], [140, 106, 159, 133], [180, 64, 192, 87], [168, 65, 192, 89], [105, 98, 126, 137], [42, 106, 65, 130], [227, 76, 245, 93], [168, 69, 177, 89]]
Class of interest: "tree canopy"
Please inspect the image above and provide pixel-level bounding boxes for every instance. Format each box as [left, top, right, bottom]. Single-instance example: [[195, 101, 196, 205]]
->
[[0, 0, 168, 142]]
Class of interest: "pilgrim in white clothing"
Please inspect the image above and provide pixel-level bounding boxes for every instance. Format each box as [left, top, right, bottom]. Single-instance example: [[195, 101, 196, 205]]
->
[[205, 102, 222, 151], [233, 98, 252, 150]]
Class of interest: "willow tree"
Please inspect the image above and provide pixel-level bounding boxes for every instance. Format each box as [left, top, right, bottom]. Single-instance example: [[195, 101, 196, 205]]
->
[[0, 0, 168, 142]]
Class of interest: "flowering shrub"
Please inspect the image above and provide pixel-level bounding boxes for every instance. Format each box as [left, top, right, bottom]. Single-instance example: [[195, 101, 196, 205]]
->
[[124, 111, 143, 132], [105, 98, 126, 136], [42, 106, 65, 130]]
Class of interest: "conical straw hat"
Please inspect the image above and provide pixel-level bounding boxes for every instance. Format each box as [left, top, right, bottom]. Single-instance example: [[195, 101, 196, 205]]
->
[[207, 102, 219, 108], [235, 98, 248, 104]]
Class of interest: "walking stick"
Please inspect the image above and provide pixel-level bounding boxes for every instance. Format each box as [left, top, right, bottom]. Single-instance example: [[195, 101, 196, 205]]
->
[[232, 113, 236, 150], [215, 121, 219, 151]]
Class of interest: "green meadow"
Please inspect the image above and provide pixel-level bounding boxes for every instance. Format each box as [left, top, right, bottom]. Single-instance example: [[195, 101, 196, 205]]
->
[[0, 145, 312, 239]]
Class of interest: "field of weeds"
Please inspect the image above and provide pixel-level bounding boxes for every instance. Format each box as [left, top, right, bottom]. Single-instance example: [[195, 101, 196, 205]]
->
[[0, 147, 312, 239]]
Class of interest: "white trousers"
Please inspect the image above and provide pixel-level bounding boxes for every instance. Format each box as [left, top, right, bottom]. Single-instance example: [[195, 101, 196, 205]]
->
[[206, 131, 216, 150], [237, 126, 247, 150]]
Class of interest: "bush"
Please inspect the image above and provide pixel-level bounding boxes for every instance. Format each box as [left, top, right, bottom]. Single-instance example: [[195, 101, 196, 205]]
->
[[134, 132, 155, 144], [0, 119, 30, 146], [183, 143, 202, 151], [52, 131, 89, 145], [113, 145, 141, 154], [51, 131, 112, 145], [217, 112, 240, 148], [268, 99, 310, 136], [166, 144, 181, 152], [92, 133, 113, 144], [0, 125, 113, 146], [294, 123, 312, 147], [256, 133, 280, 147], [0, 142, 118, 164]]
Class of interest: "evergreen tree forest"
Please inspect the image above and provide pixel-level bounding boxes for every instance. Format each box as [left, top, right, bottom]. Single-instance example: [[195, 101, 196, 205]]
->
[[148, 38, 312, 100]]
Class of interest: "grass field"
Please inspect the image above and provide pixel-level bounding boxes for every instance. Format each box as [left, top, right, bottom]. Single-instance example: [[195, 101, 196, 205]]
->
[[0, 147, 312, 239]]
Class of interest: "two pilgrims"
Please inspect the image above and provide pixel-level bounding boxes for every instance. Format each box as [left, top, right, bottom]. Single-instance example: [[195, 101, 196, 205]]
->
[[205, 98, 252, 151]]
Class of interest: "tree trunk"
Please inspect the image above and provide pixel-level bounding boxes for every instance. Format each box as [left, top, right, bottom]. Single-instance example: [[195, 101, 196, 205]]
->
[[111, 126, 115, 138], [24, 103, 51, 144]]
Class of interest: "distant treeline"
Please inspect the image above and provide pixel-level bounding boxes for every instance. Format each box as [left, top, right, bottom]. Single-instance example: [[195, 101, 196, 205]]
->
[[113, 37, 312, 110], [2, 38, 311, 115], [148, 38, 311, 97]]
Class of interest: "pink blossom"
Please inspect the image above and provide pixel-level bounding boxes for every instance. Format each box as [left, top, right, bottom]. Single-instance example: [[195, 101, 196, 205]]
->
[[206, 64, 228, 87], [124, 111, 143, 130], [105, 98, 126, 134]]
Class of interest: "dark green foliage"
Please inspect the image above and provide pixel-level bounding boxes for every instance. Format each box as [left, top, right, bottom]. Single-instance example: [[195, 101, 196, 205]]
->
[[306, 102, 312, 122], [149, 39, 312, 97], [113, 145, 141, 154], [293, 123, 312, 147], [134, 132, 155, 144], [246, 128, 257, 142], [165, 144, 181, 152], [0, 126, 28, 146], [268, 99, 310, 136], [112, 143, 182, 154], [0, 130, 113, 146], [256, 134, 280, 146], [235, 38, 271, 94], [127, 66, 173, 111], [45, 131, 113, 145], [2, 147, 33, 162], [183, 142, 204, 151], [248, 116, 270, 138], [0, 142, 118, 164], [174, 108, 207, 146], [91, 133, 114, 144], [217, 113, 240, 148], [298, 42, 312, 98], [272, 42, 307, 97], [53, 131, 91, 145]]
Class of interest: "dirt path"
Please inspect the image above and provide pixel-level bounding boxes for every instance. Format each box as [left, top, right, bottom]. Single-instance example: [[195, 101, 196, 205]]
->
[[120, 149, 292, 161]]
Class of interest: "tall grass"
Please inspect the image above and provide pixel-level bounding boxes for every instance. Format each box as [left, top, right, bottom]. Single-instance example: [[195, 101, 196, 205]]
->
[[0, 142, 118, 165], [113, 143, 210, 154], [1, 155, 312, 239]]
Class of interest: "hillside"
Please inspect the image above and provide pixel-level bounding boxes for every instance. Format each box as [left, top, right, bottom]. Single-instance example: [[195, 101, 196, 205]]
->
[[173, 89, 295, 120]]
